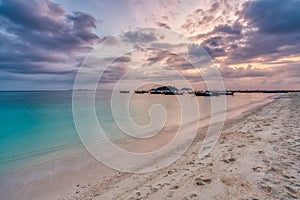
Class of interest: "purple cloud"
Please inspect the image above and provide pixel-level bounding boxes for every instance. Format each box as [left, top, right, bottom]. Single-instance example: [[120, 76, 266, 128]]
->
[[0, 0, 100, 77]]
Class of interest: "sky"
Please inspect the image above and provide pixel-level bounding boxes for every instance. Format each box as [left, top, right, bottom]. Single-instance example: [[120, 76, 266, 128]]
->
[[0, 0, 299, 90]]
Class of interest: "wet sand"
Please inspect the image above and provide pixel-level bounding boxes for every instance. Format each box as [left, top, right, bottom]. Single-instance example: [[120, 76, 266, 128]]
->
[[65, 93, 300, 200]]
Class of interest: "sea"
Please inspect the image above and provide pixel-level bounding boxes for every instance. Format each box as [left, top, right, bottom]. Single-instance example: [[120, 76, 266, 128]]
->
[[0, 91, 275, 177]]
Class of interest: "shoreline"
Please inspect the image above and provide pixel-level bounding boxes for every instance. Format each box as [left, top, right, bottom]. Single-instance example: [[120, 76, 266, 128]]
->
[[67, 93, 299, 199], [1, 93, 295, 200]]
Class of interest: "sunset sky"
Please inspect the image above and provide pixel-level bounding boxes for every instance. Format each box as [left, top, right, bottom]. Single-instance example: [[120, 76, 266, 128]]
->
[[0, 0, 299, 90]]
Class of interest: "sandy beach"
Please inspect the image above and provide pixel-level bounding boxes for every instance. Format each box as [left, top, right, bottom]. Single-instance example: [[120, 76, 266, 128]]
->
[[59, 93, 299, 200], [1, 0, 300, 199], [1, 93, 299, 200]]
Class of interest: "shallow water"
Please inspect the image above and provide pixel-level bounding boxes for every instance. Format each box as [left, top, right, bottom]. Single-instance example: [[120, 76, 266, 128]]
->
[[0, 91, 274, 175]]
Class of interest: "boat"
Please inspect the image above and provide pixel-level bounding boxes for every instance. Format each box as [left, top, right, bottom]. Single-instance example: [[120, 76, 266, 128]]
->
[[134, 90, 148, 94], [225, 91, 234, 95], [194, 90, 205, 96], [150, 89, 162, 94], [218, 91, 234, 95], [195, 90, 219, 96], [262, 90, 289, 93], [119, 90, 130, 93], [150, 86, 182, 95], [163, 90, 184, 95], [204, 91, 219, 96]]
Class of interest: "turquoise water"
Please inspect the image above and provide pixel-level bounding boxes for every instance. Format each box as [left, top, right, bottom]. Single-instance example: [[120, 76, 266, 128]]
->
[[0, 91, 274, 175], [0, 91, 80, 173]]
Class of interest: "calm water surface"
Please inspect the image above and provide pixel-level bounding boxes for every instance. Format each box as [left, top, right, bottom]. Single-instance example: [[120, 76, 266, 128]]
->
[[0, 91, 274, 174]]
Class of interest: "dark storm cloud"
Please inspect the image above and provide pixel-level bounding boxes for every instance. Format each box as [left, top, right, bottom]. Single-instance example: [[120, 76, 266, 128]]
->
[[0, 0, 100, 76], [244, 0, 300, 34], [188, 0, 300, 66], [213, 22, 242, 35], [0, 0, 66, 32], [203, 46, 226, 58], [226, 0, 300, 63], [191, 21, 242, 41], [202, 36, 223, 47], [187, 43, 223, 62], [227, 32, 300, 64]]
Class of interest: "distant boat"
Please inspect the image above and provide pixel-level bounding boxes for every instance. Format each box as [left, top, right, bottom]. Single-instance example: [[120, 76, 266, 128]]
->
[[262, 90, 289, 93], [134, 90, 148, 94], [163, 90, 184, 95], [150, 89, 162, 94], [194, 90, 207, 96], [119, 90, 130, 93], [194, 91, 205, 96], [218, 91, 234, 95], [226, 91, 234, 95], [195, 90, 219, 96], [204, 91, 219, 96], [150, 85, 182, 95]]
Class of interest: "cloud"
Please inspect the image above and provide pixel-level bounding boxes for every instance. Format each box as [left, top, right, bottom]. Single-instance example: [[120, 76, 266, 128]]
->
[[187, 0, 300, 68], [208, 2, 220, 12], [113, 56, 132, 63], [220, 63, 300, 89], [212, 22, 242, 35], [0, 0, 100, 78], [202, 36, 223, 47], [244, 0, 300, 34], [191, 21, 243, 41], [123, 30, 159, 43], [220, 64, 271, 79], [0, 62, 75, 75], [66, 11, 99, 44], [225, 0, 300, 64], [161, 15, 168, 20], [187, 43, 222, 62], [0, 0, 66, 32], [181, 0, 244, 35], [181, 15, 215, 34], [156, 22, 171, 29], [99, 65, 128, 84]]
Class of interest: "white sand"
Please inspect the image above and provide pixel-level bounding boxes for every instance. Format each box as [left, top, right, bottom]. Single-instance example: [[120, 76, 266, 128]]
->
[[65, 93, 300, 200], [2, 93, 299, 200]]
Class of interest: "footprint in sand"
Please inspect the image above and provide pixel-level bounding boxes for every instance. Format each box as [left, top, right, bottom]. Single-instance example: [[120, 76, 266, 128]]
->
[[195, 177, 212, 186], [170, 185, 179, 190], [222, 157, 236, 163], [258, 182, 273, 193], [252, 166, 263, 172], [189, 194, 198, 199], [167, 190, 174, 198], [237, 144, 246, 148], [167, 185, 181, 198]]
